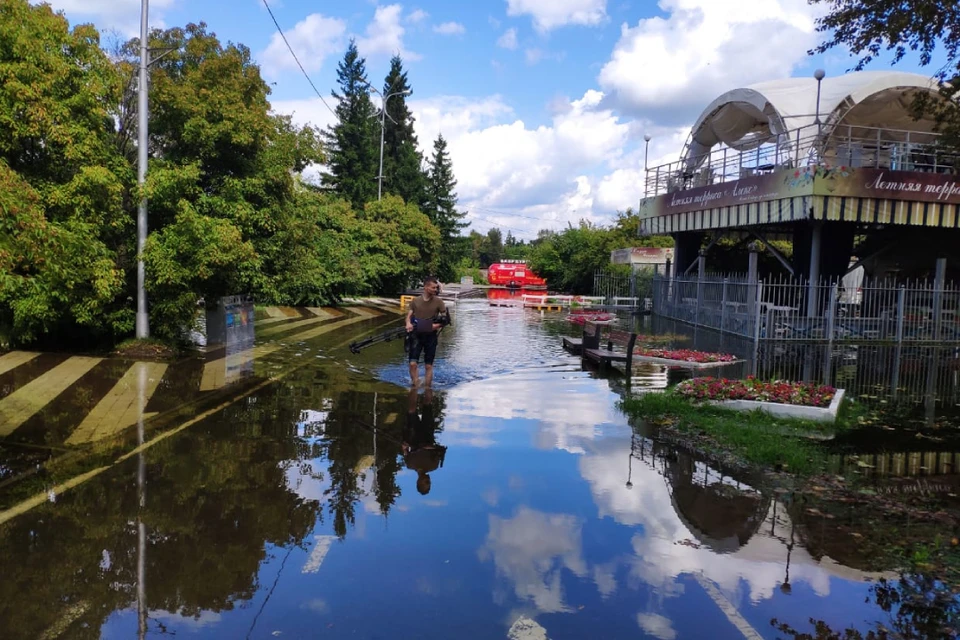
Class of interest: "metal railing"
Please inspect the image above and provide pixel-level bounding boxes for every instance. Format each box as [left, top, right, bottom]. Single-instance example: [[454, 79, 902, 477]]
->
[[593, 266, 663, 305], [653, 273, 960, 345], [647, 315, 960, 409], [643, 123, 960, 197]]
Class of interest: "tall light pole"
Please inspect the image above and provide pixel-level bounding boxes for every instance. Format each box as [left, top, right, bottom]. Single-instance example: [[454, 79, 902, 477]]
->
[[136, 0, 150, 338], [643, 134, 652, 170], [813, 68, 825, 138], [376, 87, 412, 200]]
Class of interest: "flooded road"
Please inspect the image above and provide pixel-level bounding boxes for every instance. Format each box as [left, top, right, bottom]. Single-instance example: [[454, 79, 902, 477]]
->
[[0, 297, 951, 638]]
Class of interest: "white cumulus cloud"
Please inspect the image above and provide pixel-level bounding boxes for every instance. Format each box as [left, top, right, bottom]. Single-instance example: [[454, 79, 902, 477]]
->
[[506, 0, 607, 33], [497, 28, 519, 50], [32, 0, 177, 36], [598, 0, 823, 123], [357, 4, 421, 61], [259, 13, 347, 76], [407, 8, 429, 23], [434, 21, 466, 35]]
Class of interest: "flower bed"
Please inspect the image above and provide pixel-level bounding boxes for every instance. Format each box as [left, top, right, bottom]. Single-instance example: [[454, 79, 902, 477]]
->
[[567, 312, 616, 325], [634, 348, 737, 364], [676, 376, 836, 408], [635, 334, 689, 345]]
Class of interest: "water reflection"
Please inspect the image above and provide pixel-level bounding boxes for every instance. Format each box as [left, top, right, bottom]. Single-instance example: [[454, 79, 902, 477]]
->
[[2, 301, 954, 639], [403, 387, 447, 495]]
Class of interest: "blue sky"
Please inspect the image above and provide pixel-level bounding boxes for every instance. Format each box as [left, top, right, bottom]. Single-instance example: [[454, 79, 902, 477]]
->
[[41, 0, 940, 240]]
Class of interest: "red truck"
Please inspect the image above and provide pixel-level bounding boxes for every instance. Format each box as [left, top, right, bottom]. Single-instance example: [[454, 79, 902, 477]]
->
[[486, 260, 547, 289]]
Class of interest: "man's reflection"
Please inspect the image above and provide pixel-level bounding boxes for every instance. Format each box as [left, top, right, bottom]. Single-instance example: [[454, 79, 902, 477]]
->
[[402, 387, 446, 495]]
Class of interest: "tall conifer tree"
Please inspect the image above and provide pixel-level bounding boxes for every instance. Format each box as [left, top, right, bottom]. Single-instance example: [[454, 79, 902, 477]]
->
[[424, 134, 468, 281], [380, 55, 425, 207], [322, 40, 378, 210]]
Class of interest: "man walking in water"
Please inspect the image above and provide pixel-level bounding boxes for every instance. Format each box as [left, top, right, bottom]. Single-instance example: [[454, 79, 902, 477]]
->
[[406, 276, 447, 387]]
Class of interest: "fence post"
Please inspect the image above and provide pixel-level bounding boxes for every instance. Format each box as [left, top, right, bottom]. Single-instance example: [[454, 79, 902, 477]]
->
[[895, 285, 906, 345], [752, 281, 763, 367], [721, 278, 728, 332], [824, 283, 838, 381], [696, 251, 705, 325], [933, 257, 946, 341]]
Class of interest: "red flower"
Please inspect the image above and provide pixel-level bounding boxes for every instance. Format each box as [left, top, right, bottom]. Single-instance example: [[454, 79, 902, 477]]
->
[[675, 377, 835, 407]]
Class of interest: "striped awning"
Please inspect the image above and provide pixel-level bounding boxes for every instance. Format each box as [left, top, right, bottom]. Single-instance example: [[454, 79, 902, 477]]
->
[[640, 196, 811, 235], [813, 196, 960, 228], [640, 194, 960, 234]]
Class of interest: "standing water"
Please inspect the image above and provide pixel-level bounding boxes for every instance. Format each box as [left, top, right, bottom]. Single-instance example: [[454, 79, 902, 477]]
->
[[0, 297, 945, 639]]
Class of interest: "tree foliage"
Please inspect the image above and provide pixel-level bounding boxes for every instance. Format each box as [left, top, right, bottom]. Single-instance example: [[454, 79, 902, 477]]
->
[[381, 55, 425, 208], [810, 0, 960, 146], [423, 134, 468, 280], [322, 40, 379, 210], [526, 210, 672, 294], [0, 6, 448, 347], [0, 0, 128, 345]]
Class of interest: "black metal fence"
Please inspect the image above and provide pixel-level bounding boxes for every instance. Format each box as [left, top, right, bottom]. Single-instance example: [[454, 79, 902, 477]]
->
[[653, 274, 960, 346]]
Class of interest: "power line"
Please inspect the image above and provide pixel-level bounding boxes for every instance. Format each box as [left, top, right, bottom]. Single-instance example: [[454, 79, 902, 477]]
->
[[260, 0, 337, 118], [462, 211, 542, 239]]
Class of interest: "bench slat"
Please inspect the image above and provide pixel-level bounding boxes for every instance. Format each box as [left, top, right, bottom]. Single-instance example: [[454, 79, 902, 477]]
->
[[583, 349, 628, 362]]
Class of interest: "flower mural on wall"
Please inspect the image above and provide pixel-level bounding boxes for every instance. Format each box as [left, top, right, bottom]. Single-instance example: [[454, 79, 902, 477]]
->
[[784, 164, 854, 190]]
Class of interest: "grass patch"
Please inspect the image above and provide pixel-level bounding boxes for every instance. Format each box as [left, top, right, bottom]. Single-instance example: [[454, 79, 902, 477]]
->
[[114, 337, 180, 360], [620, 391, 855, 475]]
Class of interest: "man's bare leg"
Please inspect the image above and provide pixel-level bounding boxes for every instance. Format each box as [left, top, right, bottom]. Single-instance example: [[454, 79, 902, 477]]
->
[[424, 364, 434, 388], [409, 361, 420, 387]]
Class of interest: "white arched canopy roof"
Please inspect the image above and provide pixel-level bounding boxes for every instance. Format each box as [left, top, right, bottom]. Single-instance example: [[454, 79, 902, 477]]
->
[[682, 70, 941, 169]]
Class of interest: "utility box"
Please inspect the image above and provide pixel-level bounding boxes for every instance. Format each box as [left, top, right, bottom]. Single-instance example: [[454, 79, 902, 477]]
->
[[205, 295, 255, 347]]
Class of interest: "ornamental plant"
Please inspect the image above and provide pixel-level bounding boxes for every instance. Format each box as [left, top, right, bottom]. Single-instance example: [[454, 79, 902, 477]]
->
[[675, 376, 836, 407], [634, 348, 737, 363]]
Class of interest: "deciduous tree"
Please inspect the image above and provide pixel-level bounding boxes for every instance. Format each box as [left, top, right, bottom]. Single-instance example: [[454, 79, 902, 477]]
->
[[810, 0, 960, 146]]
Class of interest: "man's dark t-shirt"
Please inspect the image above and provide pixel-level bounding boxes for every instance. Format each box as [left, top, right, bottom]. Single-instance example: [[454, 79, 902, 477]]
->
[[409, 296, 446, 332]]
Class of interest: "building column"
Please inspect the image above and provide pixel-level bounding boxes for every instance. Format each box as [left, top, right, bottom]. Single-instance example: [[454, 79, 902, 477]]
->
[[806, 222, 822, 318], [672, 232, 703, 278]]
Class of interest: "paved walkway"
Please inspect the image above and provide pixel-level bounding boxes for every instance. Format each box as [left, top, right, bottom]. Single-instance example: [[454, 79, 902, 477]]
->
[[0, 301, 404, 518]]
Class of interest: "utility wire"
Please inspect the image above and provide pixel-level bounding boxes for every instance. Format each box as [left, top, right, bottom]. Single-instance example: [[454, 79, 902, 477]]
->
[[260, 0, 337, 118]]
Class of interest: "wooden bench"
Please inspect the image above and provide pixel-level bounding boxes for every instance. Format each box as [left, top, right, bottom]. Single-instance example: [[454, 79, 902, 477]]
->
[[583, 328, 638, 376], [561, 324, 601, 355]]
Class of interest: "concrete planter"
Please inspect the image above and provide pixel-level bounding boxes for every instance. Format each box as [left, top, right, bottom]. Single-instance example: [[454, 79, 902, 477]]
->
[[712, 389, 845, 423], [635, 355, 742, 369]]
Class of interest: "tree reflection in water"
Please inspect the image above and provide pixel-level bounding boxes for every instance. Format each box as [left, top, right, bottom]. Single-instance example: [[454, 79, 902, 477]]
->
[[0, 361, 448, 639], [772, 572, 959, 639]]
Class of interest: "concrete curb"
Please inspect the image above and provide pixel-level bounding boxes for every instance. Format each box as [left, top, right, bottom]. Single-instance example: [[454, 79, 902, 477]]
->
[[712, 389, 846, 423], [635, 355, 742, 369]]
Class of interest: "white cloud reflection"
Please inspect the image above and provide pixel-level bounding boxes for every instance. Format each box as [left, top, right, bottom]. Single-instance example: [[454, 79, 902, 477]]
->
[[478, 506, 588, 614]]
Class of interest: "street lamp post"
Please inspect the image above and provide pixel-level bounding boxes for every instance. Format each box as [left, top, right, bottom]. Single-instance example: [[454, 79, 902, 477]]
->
[[813, 68, 825, 137], [643, 133, 652, 171], [376, 88, 412, 200], [136, 0, 150, 338]]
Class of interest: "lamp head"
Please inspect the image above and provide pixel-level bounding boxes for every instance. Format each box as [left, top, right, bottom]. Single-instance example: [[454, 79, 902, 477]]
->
[[643, 134, 652, 142], [813, 69, 825, 81]]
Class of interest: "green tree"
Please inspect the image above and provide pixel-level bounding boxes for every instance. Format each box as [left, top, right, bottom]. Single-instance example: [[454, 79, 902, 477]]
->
[[423, 134, 468, 280], [0, 0, 129, 346], [133, 23, 324, 337], [381, 55, 426, 208], [483, 227, 504, 265], [527, 220, 625, 293], [360, 195, 441, 293], [810, 0, 960, 147], [322, 40, 378, 209]]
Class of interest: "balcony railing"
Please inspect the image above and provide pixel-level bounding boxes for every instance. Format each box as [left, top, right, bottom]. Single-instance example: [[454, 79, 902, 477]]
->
[[643, 123, 960, 198]]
